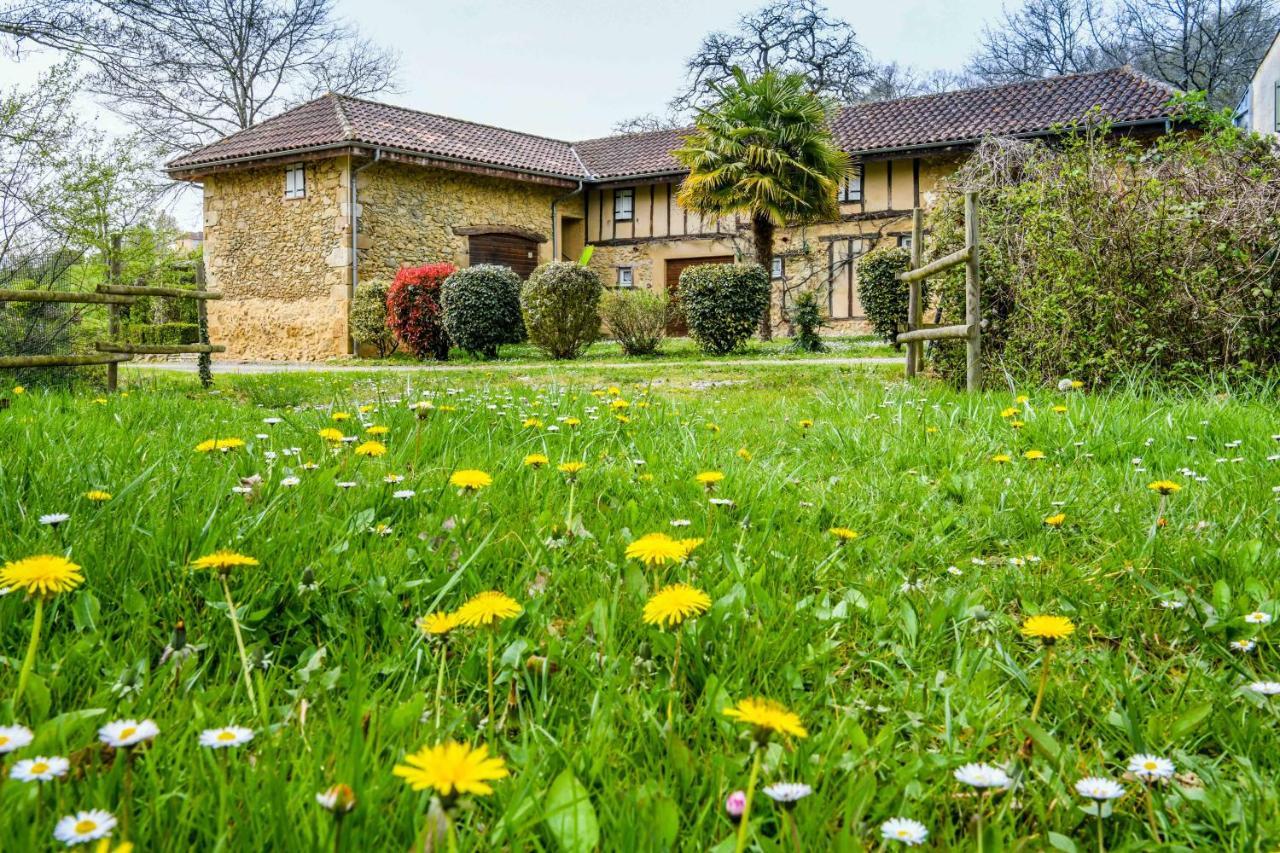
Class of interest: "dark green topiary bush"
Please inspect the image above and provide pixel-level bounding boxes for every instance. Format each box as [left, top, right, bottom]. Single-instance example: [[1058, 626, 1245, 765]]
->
[[521, 262, 602, 359], [856, 247, 924, 348], [440, 265, 526, 359], [680, 262, 770, 355], [790, 290, 825, 352]]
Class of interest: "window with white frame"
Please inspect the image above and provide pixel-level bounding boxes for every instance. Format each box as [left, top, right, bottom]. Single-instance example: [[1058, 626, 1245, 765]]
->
[[897, 235, 913, 249], [613, 188, 634, 221], [284, 164, 306, 199], [838, 165, 863, 203], [616, 266, 634, 287], [771, 257, 784, 279]]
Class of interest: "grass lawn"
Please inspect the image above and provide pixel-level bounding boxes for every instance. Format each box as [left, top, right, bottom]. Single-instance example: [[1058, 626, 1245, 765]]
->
[[2, 364, 1279, 850], [331, 334, 900, 366]]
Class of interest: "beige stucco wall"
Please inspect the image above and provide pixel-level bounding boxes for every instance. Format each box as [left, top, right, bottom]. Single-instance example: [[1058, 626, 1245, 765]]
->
[[202, 157, 353, 360], [1245, 34, 1280, 136]]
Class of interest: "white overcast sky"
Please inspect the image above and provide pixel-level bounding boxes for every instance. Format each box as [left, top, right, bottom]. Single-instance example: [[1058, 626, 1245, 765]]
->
[[0, 0, 1010, 226]]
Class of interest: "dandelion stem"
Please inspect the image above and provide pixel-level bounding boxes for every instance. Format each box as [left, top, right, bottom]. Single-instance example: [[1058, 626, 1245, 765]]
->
[[446, 811, 459, 853], [14, 594, 44, 709], [1095, 811, 1105, 853], [434, 643, 448, 733], [1144, 786, 1161, 840], [486, 631, 496, 742], [1030, 644, 1055, 722], [566, 481, 576, 530], [735, 748, 762, 853], [221, 574, 258, 709], [787, 809, 803, 853], [121, 753, 134, 840], [976, 802, 984, 853], [667, 629, 682, 725]]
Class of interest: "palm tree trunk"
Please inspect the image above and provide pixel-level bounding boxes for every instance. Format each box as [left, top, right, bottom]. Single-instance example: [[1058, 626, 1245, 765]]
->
[[751, 213, 775, 341]]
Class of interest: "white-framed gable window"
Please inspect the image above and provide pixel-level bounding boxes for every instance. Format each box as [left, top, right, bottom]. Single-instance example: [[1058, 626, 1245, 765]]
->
[[284, 164, 306, 200], [771, 257, 784, 279], [613, 188, 634, 221], [838, 165, 863, 203], [616, 266, 634, 287]]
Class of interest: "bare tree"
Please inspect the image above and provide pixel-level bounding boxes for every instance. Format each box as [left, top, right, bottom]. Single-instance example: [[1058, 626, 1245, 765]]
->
[[863, 63, 976, 101], [611, 113, 686, 135], [0, 0, 399, 153], [969, 0, 1113, 83], [669, 0, 874, 112], [1113, 0, 1279, 106]]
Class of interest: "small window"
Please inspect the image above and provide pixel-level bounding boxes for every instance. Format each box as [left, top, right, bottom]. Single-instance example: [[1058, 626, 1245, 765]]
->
[[616, 267, 634, 287], [897, 235, 913, 249], [771, 257, 784, 279], [285, 164, 306, 200], [838, 165, 863, 203], [614, 188, 634, 221]]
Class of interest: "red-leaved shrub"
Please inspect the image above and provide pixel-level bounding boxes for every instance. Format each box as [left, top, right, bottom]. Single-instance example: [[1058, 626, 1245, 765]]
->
[[386, 263, 456, 360]]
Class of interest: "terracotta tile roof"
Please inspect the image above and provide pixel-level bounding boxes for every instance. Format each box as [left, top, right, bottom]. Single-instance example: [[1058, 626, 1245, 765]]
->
[[167, 66, 1175, 180]]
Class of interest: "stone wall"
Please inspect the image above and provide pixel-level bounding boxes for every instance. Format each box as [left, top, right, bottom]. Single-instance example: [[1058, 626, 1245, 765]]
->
[[203, 157, 352, 360], [357, 161, 580, 281]]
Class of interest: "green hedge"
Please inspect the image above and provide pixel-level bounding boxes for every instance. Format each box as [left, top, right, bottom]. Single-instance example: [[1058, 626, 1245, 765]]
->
[[679, 263, 770, 355], [124, 322, 200, 346]]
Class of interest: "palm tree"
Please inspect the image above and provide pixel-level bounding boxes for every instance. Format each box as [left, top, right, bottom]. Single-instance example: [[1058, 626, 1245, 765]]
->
[[675, 68, 850, 340]]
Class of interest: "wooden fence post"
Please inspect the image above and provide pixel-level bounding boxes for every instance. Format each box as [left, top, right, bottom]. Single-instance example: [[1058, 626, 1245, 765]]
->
[[106, 234, 122, 392], [905, 209, 924, 378], [964, 191, 981, 393]]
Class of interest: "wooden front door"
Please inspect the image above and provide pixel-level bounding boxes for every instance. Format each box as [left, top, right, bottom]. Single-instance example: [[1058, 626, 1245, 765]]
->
[[468, 234, 539, 279], [664, 256, 734, 336]]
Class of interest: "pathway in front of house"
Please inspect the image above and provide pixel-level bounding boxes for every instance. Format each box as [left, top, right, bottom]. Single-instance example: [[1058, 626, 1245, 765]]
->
[[130, 356, 899, 375]]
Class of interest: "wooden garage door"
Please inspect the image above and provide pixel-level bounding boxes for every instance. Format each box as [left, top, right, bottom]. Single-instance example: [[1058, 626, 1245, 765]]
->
[[468, 234, 539, 279], [665, 256, 734, 335]]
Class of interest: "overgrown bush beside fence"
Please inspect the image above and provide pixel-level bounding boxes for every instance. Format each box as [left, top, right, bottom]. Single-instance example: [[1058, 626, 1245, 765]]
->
[[680, 263, 770, 355], [856, 247, 919, 348], [925, 105, 1280, 387]]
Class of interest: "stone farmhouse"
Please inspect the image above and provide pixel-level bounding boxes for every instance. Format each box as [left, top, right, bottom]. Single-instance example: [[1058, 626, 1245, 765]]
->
[[166, 66, 1176, 360]]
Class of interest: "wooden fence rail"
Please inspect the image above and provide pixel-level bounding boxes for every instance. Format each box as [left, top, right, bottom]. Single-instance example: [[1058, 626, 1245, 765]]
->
[[896, 191, 982, 392], [1, 235, 219, 390]]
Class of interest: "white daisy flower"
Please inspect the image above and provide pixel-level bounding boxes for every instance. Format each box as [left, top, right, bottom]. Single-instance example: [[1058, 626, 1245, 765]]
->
[[336, 481, 357, 489], [947, 565, 963, 576], [1244, 611, 1272, 625], [281, 476, 301, 487], [670, 519, 692, 527], [263, 417, 282, 425], [255, 433, 269, 440], [54, 810, 117, 846], [1057, 378, 1074, 391], [316, 784, 357, 813], [1075, 776, 1125, 801], [762, 782, 812, 806], [881, 817, 929, 846], [40, 513, 70, 527], [1127, 754, 1175, 782], [10, 755, 69, 782], [384, 474, 405, 484], [98, 719, 159, 749], [953, 763, 1011, 789], [1231, 639, 1257, 652], [0, 725, 34, 754], [709, 497, 735, 507], [393, 490, 416, 500], [1247, 681, 1280, 696], [198, 726, 254, 749]]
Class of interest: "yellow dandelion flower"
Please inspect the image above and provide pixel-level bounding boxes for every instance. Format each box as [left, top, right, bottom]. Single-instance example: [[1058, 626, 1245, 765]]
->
[[0, 555, 84, 596], [1052, 405, 1068, 414], [13, 386, 25, 395], [610, 399, 630, 410], [625, 533, 689, 567], [1010, 420, 1026, 429], [358, 405, 375, 414], [1023, 450, 1045, 461], [695, 471, 724, 487], [607, 385, 621, 396], [523, 453, 549, 468], [557, 461, 586, 476], [191, 550, 259, 574], [331, 412, 351, 422], [677, 538, 704, 559], [705, 422, 720, 433], [1016, 395, 1029, 404], [318, 428, 345, 443], [195, 438, 245, 453], [354, 441, 387, 458], [1000, 407, 1018, 418], [829, 527, 858, 541], [392, 741, 508, 798], [418, 611, 459, 636], [366, 425, 390, 436], [615, 414, 631, 424], [453, 591, 522, 627], [563, 417, 581, 427], [1021, 614, 1075, 643], [798, 419, 814, 429], [85, 490, 113, 502], [450, 469, 493, 491], [736, 447, 752, 461], [991, 454, 1011, 464], [523, 418, 543, 429], [643, 583, 711, 628], [1148, 480, 1182, 496], [723, 697, 807, 740], [1043, 513, 1066, 527]]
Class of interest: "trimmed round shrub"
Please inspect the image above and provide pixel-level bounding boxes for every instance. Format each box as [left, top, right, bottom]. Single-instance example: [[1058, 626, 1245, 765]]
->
[[520, 261, 602, 359], [441, 265, 526, 359], [856, 247, 925, 348], [601, 289, 668, 356], [350, 278, 397, 357], [386, 264, 455, 360], [790, 290, 826, 352], [680, 262, 770, 355]]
